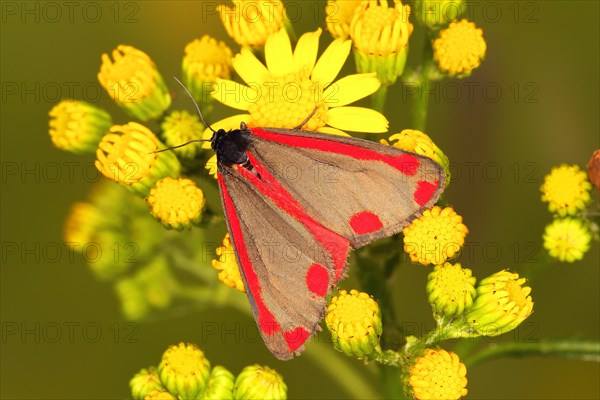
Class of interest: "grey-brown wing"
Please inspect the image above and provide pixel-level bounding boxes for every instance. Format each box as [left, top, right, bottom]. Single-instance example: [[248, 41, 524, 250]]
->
[[217, 166, 350, 360], [247, 128, 445, 248]]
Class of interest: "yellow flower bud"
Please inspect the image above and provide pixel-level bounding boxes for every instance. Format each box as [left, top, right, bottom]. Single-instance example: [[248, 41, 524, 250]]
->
[[466, 270, 533, 337], [433, 19, 486, 77], [541, 164, 592, 217], [427, 263, 476, 317], [543, 218, 591, 263], [234, 365, 287, 400], [98, 45, 171, 121], [403, 206, 468, 266], [49, 100, 111, 154], [408, 348, 468, 400], [325, 289, 382, 358], [349, 0, 413, 85], [146, 177, 205, 231], [95, 122, 180, 197], [158, 343, 211, 399], [219, 0, 285, 48]]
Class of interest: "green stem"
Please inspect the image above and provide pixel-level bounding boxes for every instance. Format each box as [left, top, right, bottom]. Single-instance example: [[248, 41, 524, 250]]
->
[[305, 342, 380, 399], [410, 31, 435, 131], [381, 365, 409, 399], [372, 85, 388, 113], [409, 73, 428, 132], [463, 339, 600, 368]]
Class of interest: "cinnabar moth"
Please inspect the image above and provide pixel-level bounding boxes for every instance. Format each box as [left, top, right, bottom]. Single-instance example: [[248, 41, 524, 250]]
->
[[174, 79, 446, 360]]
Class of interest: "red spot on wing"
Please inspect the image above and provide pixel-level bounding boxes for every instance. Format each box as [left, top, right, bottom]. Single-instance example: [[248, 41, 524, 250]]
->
[[306, 263, 329, 296], [283, 327, 310, 352], [414, 180, 438, 206], [218, 174, 281, 336], [349, 211, 384, 235], [252, 128, 421, 176]]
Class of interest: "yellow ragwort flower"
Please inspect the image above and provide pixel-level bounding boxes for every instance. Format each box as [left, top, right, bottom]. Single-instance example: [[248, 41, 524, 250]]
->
[[408, 348, 468, 400], [325, 0, 365, 39], [349, 0, 413, 85], [182, 35, 233, 102], [587, 149, 600, 192], [158, 343, 211, 399], [160, 110, 205, 160], [212, 234, 245, 292], [218, 0, 285, 47], [382, 129, 451, 185], [203, 366, 235, 400], [130, 367, 164, 400], [466, 270, 533, 337], [325, 289, 382, 358], [146, 177, 205, 231], [95, 122, 181, 197], [427, 262, 476, 317], [233, 365, 287, 400], [403, 206, 468, 266], [541, 164, 592, 217], [414, 0, 465, 29], [49, 100, 112, 154], [205, 28, 387, 139], [98, 45, 171, 121], [543, 218, 591, 263], [433, 19, 486, 77]]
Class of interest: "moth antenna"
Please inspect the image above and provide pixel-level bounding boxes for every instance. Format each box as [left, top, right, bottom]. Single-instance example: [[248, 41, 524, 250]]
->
[[172, 76, 216, 133], [294, 107, 318, 130], [151, 139, 209, 154]]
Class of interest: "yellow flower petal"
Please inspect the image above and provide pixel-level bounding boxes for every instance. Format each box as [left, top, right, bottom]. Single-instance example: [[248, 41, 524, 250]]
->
[[211, 78, 256, 111], [324, 73, 380, 107], [317, 126, 351, 136], [201, 114, 250, 148], [293, 29, 322, 75], [205, 154, 218, 178], [326, 107, 388, 133], [232, 48, 269, 86], [265, 29, 294, 77], [311, 39, 352, 87]]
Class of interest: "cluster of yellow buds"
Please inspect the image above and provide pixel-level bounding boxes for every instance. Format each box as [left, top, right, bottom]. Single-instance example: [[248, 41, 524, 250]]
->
[[130, 343, 287, 400]]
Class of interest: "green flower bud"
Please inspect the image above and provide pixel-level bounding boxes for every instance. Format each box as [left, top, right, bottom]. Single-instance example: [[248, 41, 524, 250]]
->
[[158, 343, 211, 399], [465, 270, 533, 337], [427, 263, 476, 317], [49, 100, 112, 154], [130, 366, 164, 400], [234, 365, 287, 400], [203, 366, 235, 399]]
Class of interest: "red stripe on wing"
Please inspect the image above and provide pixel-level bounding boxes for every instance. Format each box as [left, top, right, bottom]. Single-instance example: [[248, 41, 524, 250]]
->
[[252, 128, 421, 176], [217, 174, 281, 336], [241, 152, 350, 282]]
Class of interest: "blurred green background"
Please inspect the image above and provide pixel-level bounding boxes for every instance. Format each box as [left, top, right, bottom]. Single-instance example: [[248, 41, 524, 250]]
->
[[1, 1, 598, 398]]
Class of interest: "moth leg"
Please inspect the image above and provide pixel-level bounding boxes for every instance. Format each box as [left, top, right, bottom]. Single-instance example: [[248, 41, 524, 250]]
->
[[293, 108, 318, 130]]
